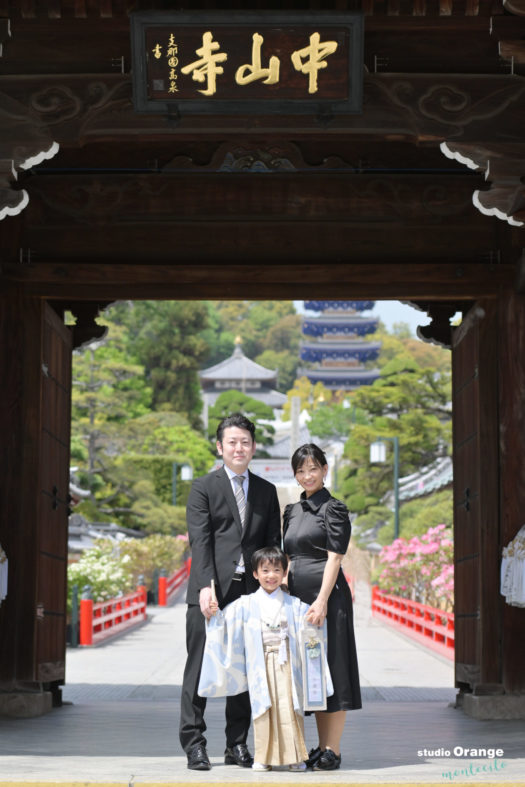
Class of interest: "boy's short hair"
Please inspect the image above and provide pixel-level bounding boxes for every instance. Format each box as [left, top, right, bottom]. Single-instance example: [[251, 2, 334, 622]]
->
[[251, 546, 288, 572]]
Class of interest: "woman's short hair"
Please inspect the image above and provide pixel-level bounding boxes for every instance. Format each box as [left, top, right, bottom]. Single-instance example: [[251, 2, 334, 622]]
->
[[291, 443, 328, 474], [251, 546, 288, 572]]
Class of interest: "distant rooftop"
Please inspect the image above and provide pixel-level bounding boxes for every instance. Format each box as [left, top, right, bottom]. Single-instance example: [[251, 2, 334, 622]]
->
[[200, 339, 287, 409], [301, 340, 381, 363], [298, 367, 381, 389], [200, 341, 277, 384], [302, 315, 379, 338], [304, 301, 376, 312]]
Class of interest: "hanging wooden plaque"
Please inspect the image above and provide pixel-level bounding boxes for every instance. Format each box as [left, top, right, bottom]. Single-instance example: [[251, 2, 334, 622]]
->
[[131, 11, 363, 115]]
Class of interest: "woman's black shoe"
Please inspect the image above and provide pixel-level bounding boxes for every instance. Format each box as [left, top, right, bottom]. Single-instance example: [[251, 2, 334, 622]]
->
[[305, 746, 322, 768], [314, 749, 341, 770]]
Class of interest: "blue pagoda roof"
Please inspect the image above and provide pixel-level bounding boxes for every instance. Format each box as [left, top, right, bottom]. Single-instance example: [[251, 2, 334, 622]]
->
[[300, 341, 381, 364], [304, 301, 375, 313], [302, 315, 378, 338], [298, 367, 380, 390]]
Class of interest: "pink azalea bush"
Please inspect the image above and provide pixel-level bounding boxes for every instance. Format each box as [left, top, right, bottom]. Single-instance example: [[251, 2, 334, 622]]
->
[[377, 524, 454, 611]]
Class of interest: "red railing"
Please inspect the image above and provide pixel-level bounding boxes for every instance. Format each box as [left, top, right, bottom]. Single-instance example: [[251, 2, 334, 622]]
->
[[371, 586, 454, 660], [79, 584, 147, 646], [158, 557, 191, 606]]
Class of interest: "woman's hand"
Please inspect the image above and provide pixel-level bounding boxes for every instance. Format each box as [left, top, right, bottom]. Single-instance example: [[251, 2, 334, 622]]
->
[[306, 597, 328, 626]]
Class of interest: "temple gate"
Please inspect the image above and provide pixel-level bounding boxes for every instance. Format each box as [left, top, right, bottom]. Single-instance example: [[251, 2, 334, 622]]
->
[[0, 0, 524, 718]]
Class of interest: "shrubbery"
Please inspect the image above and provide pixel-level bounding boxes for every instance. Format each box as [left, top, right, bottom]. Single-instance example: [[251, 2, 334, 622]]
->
[[67, 534, 187, 611], [376, 524, 453, 611]]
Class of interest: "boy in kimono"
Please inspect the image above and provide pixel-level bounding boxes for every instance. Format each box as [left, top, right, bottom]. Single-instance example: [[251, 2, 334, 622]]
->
[[198, 546, 332, 771]]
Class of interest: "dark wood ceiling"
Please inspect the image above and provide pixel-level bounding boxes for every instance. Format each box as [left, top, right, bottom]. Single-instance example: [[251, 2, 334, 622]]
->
[[1, 0, 524, 315]]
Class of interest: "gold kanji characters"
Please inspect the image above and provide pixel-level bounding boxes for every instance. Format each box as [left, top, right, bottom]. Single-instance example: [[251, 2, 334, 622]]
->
[[235, 32, 279, 85], [180, 31, 228, 96], [291, 32, 338, 94]]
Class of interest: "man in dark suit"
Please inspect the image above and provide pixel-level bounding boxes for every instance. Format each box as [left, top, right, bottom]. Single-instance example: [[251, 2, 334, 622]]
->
[[179, 413, 281, 771]]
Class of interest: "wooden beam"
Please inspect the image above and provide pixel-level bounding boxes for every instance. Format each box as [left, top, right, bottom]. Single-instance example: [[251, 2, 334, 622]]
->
[[1, 261, 516, 301], [18, 222, 498, 263], [1, 73, 524, 143]]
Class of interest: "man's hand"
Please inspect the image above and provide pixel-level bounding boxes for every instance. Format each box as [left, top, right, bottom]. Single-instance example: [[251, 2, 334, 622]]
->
[[199, 586, 218, 619]]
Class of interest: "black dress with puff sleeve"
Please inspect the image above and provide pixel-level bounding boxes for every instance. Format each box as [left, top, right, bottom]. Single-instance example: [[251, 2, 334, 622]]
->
[[283, 486, 362, 712]]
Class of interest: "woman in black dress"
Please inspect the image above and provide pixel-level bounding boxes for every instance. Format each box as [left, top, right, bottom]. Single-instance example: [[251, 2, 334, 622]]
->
[[283, 443, 361, 771]]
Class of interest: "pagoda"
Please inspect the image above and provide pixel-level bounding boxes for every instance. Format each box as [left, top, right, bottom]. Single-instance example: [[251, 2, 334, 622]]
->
[[298, 301, 381, 390], [200, 337, 287, 410]]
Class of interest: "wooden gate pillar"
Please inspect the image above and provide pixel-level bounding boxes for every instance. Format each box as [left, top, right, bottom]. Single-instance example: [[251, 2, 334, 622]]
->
[[453, 291, 525, 719], [0, 289, 71, 717], [498, 291, 525, 695], [0, 288, 44, 688]]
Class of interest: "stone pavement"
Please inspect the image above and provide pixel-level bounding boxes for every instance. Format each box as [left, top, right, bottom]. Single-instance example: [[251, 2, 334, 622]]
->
[[0, 585, 523, 785]]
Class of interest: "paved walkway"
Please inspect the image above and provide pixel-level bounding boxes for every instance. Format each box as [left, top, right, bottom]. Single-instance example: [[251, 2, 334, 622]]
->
[[0, 585, 523, 785]]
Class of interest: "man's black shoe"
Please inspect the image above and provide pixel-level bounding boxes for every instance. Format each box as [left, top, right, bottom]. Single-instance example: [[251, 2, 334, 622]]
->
[[224, 743, 254, 767], [187, 744, 211, 770]]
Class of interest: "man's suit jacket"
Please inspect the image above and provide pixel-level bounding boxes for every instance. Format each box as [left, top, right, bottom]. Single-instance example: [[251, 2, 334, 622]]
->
[[185, 466, 281, 606]]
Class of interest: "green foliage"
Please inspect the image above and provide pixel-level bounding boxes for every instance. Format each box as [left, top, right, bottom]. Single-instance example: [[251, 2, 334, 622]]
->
[[351, 505, 393, 549], [70, 435, 88, 463], [125, 477, 187, 534], [374, 323, 450, 373], [73, 497, 113, 524], [309, 399, 368, 440], [67, 535, 188, 612], [211, 301, 296, 358], [338, 354, 451, 520], [71, 319, 153, 490], [199, 302, 237, 367], [119, 534, 188, 588], [207, 391, 275, 447], [72, 320, 152, 427], [71, 408, 213, 531], [283, 377, 333, 418], [265, 313, 302, 353], [377, 489, 453, 545], [125, 418, 215, 476], [206, 302, 300, 391], [107, 301, 210, 426], [255, 349, 298, 394]]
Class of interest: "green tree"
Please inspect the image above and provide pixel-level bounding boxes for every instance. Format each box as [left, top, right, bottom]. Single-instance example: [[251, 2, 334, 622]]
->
[[212, 301, 297, 359], [199, 302, 236, 367], [255, 349, 298, 393], [89, 416, 215, 530], [283, 377, 333, 419], [71, 319, 152, 490], [374, 322, 450, 373], [308, 398, 368, 440], [107, 301, 210, 426], [339, 357, 451, 517], [207, 391, 275, 448], [119, 534, 188, 587], [195, 301, 302, 392]]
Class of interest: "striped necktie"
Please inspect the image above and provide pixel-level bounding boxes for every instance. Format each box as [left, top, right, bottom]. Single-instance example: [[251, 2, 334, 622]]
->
[[233, 475, 247, 528]]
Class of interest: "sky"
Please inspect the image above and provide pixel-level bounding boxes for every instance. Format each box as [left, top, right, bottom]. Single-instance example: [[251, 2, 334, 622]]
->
[[373, 301, 431, 334], [294, 300, 431, 335]]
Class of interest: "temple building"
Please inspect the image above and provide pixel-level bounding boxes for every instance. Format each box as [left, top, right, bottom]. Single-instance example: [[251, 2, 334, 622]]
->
[[200, 338, 287, 411], [298, 301, 381, 390]]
